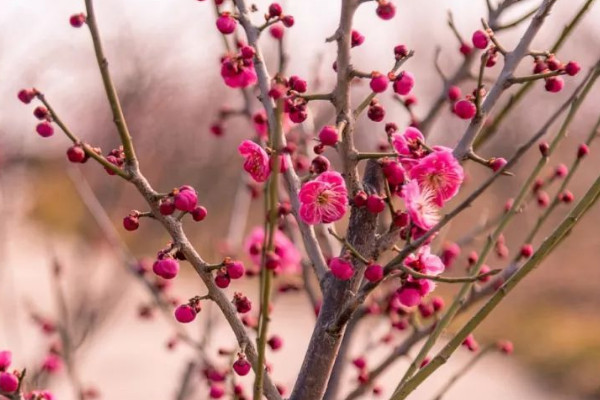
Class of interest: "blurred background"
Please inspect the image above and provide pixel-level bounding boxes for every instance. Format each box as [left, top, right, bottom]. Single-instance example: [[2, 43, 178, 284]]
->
[[1, 0, 600, 399]]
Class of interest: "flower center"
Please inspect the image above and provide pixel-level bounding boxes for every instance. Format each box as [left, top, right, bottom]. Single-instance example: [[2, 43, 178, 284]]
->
[[317, 190, 332, 205]]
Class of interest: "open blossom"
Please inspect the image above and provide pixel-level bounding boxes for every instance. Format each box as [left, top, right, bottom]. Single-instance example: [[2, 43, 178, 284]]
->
[[244, 227, 301, 274], [409, 148, 464, 206], [404, 245, 445, 276], [392, 127, 424, 157], [401, 179, 440, 230], [221, 56, 257, 88], [299, 171, 348, 224], [396, 245, 444, 307], [238, 140, 271, 182]]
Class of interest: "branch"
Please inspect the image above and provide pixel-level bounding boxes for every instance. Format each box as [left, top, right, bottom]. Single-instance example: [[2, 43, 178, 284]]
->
[[453, 0, 558, 160], [474, 0, 596, 149], [392, 167, 600, 399], [84, 0, 137, 166]]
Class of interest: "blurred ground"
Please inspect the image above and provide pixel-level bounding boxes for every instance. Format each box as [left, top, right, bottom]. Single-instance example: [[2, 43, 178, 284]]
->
[[2, 0, 600, 398]]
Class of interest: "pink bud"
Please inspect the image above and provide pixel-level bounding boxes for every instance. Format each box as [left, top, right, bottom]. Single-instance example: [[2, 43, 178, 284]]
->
[[352, 356, 366, 369], [268, 3, 283, 17], [447, 85, 462, 101], [36, 121, 54, 137], [0, 351, 12, 370], [233, 293, 252, 315], [267, 335, 283, 350], [351, 30, 365, 47], [432, 296, 445, 312], [376, 1, 396, 20], [454, 99, 476, 120], [559, 190, 574, 203], [0, 372, 18, 393], [554, 163, 568, 178], [539, 141, 550, 157], [152, 257, 180, 279], [123, 215, 139, 231], [520, 244, 533, 258], [393, 71, 415, 95], [471, 30, 489, 49], [270, 24, 284, 39], [209, 384, 225, 399], [366, 195, 386, 214], [174, 304, 197, 323], [66, 145, 86, 163], [364, 264, 383, 282], [382, 161, 405, 185], [33, 106, 49, 120], [233, 356, 251, 376], [18, 89, 36, 104], [394, 44, 408, 59], [490, 157, 507, 172], [329, 257, 354, 280], [353, 191, 368, 207], [370, 72, 389, 93], [215, 271, 231, 288], [498, 340, 514, 354], [318, 125, 338, 146], [69, 13, 86, 28], [537, 191, 550, 207], [565, 61, 581, 76], [191, 206, 208, 222], [216, 13, 237, 34], [226, 261, 245, 279], [159, 198, 176, 216], [367, 103, 385, 122], [459, 43, 472, 56], [174, 186, 198, 212], [577, 143, 589, 158], [545, 76, 564, 93], [282, 15, 294, 28]]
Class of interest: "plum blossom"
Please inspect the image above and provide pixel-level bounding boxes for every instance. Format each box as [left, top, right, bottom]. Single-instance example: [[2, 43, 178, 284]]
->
[[401, 179, 440, 230], [221, 56, 257, 88], [392, 126, 424, 157], [404, 245, 445, 275], [299, 171, 348, 224], [409, 148, 464, 206], [238, 140, 271, 182], [244, 227, 301, 274], [396, 278, 436, 307], [396, 245, 444, 307]]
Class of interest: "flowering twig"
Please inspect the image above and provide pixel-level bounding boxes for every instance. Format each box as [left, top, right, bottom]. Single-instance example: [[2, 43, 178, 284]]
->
[[452, 0, 558, 160], [392, 61, 599, 396], [474, 0, 595, 149], [326, 66, 596, 338], [392, 166, 600, 399]]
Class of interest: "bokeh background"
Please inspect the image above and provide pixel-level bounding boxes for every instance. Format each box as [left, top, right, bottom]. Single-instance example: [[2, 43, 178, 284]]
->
[[1, 0, 600, 399]]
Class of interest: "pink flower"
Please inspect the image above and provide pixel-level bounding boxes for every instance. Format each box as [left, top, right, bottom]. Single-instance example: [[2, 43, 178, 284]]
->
[[401, 180, 440, 230], [397, 278, 436, 307], [221, 56, 257, 88], [238, 140, 271, 183], [244, 227, 301, 274], [299, 171, 348, 224], [409, 149, 464, 206], [404, 245, 445, 276], [392, 127, 424, 157]]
